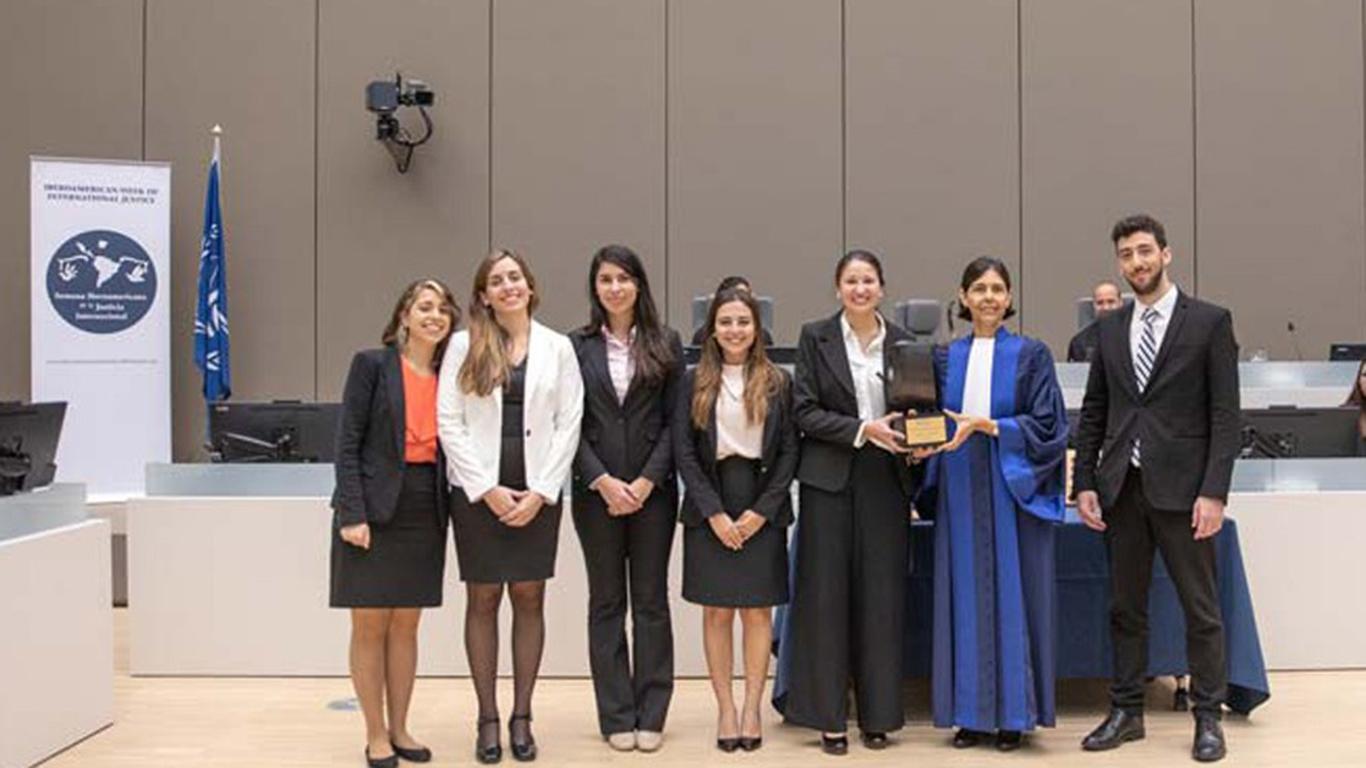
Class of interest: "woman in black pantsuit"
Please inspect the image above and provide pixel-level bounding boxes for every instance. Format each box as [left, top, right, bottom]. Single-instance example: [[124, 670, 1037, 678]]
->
[[437, 250, 584, 764], [782, 250, 919, 755], [675, 288, 798, 753], [569, 246, 683, 753], [331, 278, 460, 768]]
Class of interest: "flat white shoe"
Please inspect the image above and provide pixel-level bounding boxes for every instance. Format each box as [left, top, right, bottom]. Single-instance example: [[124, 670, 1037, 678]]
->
[[636, 730, 663, 752], [607, 732, 636, 751]]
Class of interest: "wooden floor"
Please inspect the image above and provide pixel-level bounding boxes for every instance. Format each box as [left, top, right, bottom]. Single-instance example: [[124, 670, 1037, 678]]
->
[[41, 609, 1366, 767]]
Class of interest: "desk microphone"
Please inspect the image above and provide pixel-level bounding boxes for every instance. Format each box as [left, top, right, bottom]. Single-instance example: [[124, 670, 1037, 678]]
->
[[1287, 320, 1304, 361]]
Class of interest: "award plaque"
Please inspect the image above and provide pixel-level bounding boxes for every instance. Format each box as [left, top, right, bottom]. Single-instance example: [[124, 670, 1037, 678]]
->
[[883, 340, 948, 447]]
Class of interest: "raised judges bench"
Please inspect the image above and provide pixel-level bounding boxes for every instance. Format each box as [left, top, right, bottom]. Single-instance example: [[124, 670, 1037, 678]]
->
[[1057, 361, 1359, 408], [0, 484, 113, 768]]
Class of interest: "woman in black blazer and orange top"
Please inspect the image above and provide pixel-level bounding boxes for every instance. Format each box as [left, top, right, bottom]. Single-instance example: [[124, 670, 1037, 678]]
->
[[569, 245, 684, 753], [331, 278, 460, 768], [437, 250, 584, 764], [782, 250, 919, 755], [675, 288, 798, 753]]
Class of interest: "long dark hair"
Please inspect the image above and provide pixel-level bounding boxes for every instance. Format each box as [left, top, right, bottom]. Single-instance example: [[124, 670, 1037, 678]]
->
[[583, 245, 676, 384], [459, 249, 539, 397], [691, 288, 784, 430], [380, 278, 461, 365]]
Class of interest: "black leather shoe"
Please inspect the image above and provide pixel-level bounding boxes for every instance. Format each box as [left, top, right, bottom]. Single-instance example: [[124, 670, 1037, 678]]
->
[[738, 736, 763, 752], [860, 731, 889, 750], [952, 729, 990, 749], [1082, 709, 1145, 751], [820, 733, 849, 755], [366, 747, 399, 768], [475, 716, 502, 764], [1192, 714, 1226, 762], [390, 741, 432, 763], [716, 737, 740, 753], [508, 713, 537, 762], [997, 731, 1024, 752]]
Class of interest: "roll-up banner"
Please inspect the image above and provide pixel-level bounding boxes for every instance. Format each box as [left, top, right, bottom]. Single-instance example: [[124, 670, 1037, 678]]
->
[[30, 157, 171, 497]]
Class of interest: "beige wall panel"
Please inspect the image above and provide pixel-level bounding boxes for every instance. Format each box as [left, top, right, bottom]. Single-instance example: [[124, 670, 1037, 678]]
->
[[0, 0, 143, 401], [1022, 0, 1195, 354], [146, 0, 317, 459], [1195, 0, 1366, 360], [845, 0, 1018, 333], [667, 0, 843, 343], [316, 0, 490, 399], [491, 0, 665, 334]]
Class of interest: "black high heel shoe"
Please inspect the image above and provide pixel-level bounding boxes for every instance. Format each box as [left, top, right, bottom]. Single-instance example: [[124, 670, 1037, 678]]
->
[[509, 713, 537, 762], [475, 716, 502, 764]]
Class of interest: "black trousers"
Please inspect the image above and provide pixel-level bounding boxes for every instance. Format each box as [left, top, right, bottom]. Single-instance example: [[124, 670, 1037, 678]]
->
[[784, 447, 911, 733], [1106, 468, 1226, 716], [572, 487, 676, 735]]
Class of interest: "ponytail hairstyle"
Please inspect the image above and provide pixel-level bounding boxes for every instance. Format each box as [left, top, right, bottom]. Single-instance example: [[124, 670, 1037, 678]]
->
[[458, 249, 539, 397]]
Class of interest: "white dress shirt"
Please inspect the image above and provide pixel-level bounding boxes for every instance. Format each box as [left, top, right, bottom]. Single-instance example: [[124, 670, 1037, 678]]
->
[[1129, 284, 1179, 368], [602, 325, 635, 404], [716, 364, 763, 460], [841, 312, 887, 447], [962, 337, 995, 419]]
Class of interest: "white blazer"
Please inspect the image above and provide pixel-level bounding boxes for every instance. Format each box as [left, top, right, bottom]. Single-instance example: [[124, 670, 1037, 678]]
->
[[437, 320, 584, 504]]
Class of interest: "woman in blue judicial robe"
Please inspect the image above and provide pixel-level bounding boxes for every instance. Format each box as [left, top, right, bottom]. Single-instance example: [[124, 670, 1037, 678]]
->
[[917, 256, 1068, 752]]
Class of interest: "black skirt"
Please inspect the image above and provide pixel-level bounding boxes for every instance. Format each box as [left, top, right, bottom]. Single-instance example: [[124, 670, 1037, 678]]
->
[[330, 463, 447, 608], [451, 359, 561, 583], [683, 457, 789, 607]]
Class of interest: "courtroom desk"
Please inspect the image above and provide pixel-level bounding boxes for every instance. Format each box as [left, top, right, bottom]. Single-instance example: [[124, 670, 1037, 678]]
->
[[127, 464, 719, 677], [0, 485, 113, 768], [1057, 361, 1359, 409]]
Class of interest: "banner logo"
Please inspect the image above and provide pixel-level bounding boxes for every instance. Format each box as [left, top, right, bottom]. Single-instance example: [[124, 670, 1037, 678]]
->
[[46, 229, 158, 334]]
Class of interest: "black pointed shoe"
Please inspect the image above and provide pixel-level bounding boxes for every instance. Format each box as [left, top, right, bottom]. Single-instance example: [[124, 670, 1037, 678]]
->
[[390, 741, 432, 763], [996, 730, 1024, 752], [1192, 713, 1226, 762], [475, 716, 502, 764], [508, 713, 537, 762], [952, 729, 990, 749], [1082, 709, 1145, 751], [860, 731, 889, 750], [820, 732, 849, 755]]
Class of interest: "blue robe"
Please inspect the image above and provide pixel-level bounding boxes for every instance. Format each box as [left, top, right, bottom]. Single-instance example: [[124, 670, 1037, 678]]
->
[[924, 328, 1068, 732]]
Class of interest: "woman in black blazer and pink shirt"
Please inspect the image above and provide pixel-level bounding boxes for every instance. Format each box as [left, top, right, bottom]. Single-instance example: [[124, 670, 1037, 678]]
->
[[675, 287, 798, 753], [331, 278, 460, 768], [570, 245, 684, 753]]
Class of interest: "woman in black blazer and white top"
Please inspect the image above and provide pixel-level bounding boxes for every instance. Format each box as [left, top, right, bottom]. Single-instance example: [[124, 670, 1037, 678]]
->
[[782, 250, 919, 755], [675, 287, 799, 753], [569, 245, 683, 753], [331, 278, 460, 768], [437, 250, 584, 763]]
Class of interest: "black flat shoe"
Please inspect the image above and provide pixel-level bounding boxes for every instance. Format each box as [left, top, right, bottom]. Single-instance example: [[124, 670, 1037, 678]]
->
[[1192, 713, 1226, 763], [996, 730, 1024, 752], [390, 741, 432, 763], [366, 746, 399, 768], [1081, 709, 1145, 752], [475, 716, 502, 764], [738, 736, 762, 752], [860, 731, 889, 750], [716, 737, 741, 752], [952, 729, 990, 749], [508, 713, 537, 762], [820, 733, 848, 755]]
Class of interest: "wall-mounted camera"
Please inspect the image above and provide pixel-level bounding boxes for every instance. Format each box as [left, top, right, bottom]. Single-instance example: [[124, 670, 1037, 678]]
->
[[364, 73, 435, 173]]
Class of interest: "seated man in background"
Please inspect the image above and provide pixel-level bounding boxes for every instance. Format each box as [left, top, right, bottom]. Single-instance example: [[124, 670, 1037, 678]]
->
[[1067, 280, 1124, 362]]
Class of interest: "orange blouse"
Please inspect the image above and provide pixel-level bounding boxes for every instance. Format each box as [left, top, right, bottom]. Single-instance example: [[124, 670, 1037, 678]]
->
[[401, 356, 439, 463]]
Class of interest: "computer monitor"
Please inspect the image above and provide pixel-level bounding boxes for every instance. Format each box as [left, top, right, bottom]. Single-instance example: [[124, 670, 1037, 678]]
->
[[0, 401, 67, 495], [1328, 343, 1366, 361], [1240, 407, 1360, 458], [207, 401, 342, 463]]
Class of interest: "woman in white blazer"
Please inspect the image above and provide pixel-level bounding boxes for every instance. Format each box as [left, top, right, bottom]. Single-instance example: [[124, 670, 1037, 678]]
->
[[437, 249, 584, 764]]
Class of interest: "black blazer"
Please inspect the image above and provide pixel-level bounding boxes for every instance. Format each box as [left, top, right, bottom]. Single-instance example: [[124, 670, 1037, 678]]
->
[[1067, 321, 1100, 363], [1073, 292, 1241, 510], [331, 346, 447, 527], [792, 311, 917, 495], [673, 367, 799, 527], [570, 326, 685, 492]]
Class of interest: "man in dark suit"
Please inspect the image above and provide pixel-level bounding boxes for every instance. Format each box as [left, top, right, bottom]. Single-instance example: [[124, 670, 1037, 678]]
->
[[1074, 214, 1240, 763], [1067, 280, 1124, 362]]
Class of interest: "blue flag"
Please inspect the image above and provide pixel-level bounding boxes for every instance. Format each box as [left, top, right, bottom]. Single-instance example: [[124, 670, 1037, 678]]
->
[[193, 135, 231, 401]]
